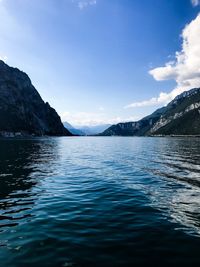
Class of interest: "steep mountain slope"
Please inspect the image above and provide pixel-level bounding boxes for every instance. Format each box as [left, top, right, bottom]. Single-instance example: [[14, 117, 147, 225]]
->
[[63, 122, 85, 136], [151, 88, 200, 135], [101, 106, 166, 136], [101, 88, 200, 136], [0, 60, 72, 136]]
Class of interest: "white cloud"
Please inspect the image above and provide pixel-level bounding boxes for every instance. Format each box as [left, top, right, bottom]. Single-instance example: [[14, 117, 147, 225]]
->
[[126, 14, 200, 109], [61, 111, 105, 126], [61, 111, 139, 126], [125, 93, 171, 108], [72, 0, 97, 10], [191, 0, 200, 7]]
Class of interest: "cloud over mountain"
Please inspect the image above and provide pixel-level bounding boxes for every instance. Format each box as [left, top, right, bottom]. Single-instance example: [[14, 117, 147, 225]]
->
[[126, 14, 200, 108]]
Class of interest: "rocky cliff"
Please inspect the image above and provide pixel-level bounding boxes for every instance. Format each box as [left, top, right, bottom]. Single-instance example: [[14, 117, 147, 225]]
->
[[0, 60, 72, 136], [150, 88, 200, 135], [101, 88, 200, 136]]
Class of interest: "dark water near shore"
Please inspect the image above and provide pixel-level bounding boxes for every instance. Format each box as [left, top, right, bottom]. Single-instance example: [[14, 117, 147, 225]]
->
[[1, 137, 200, 266]]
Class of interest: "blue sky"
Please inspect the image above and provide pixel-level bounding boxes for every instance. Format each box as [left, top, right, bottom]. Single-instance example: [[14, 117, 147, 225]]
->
[[0, 0, 200, 126]]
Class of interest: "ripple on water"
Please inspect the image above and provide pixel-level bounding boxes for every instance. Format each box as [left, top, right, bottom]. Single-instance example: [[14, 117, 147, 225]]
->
[[1, 137, 200, 266]]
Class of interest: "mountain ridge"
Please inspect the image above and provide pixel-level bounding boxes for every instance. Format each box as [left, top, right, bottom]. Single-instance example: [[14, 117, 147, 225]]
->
[[101, 88, 200, 136], [0, 60, 72, 137]]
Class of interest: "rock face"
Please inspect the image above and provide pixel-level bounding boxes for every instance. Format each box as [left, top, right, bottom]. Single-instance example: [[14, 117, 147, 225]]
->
[[0, 60, 72, 136], [101, 88, 200, 136], [150, 88, 200, 135], [101, 106, 166, 136]]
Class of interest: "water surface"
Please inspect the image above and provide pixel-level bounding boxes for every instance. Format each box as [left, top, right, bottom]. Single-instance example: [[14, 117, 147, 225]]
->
[[0, 137, 200, 266]]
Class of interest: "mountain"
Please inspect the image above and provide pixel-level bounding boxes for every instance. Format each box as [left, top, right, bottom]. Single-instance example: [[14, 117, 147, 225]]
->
[[0, 60, 72, 137], [150, 88, 200, 135], [101, 106, 167, 136], [63, 122, 110, 136], [77, 124, 111, 135], [101, 88, 200, 136], [63, 122, 85, 136]]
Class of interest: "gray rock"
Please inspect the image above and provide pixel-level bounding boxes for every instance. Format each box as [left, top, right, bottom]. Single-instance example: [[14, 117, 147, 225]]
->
[[101, 87, 200, 136]]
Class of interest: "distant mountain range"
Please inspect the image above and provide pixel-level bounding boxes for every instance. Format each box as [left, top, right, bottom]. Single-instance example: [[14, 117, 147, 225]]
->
[[63, 122, 110, 136], [78, 124, 111, 135], [101, 88, 200, 136], [0, 60, 72, 137], [63, 122, 85, 136]]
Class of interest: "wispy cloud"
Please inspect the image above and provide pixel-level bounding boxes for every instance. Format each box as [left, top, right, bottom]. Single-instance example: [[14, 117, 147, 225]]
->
[[191, 0, 200, 7], [125, 93, 169, 108], [126, 14, 200, 109], [61, 111, 139, 126], [61, 111, 105, 126], [72, 0, 97, 10]]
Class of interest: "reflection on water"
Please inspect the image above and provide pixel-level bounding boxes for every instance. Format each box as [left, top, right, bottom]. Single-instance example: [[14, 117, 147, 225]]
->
[[0, 137, 200, 266], [0, 138, 60, 231]]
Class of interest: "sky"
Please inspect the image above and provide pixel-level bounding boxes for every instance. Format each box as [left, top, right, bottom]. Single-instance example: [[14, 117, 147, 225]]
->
[[0, 0, 200, 126]]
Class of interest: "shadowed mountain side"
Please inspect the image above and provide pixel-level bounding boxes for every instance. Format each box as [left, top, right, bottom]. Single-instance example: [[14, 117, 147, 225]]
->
[[0, 60, 72, 137]]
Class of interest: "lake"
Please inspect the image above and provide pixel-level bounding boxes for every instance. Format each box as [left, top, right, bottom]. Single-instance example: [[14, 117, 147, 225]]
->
[[0, 137, 200, 266]]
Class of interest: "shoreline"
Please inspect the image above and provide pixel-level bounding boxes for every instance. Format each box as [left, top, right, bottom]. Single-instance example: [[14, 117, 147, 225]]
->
[[1, 131, 200, 138]]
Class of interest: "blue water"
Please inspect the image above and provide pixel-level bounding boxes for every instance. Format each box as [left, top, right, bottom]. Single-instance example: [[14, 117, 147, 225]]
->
[[0, 137, 200, 266]]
